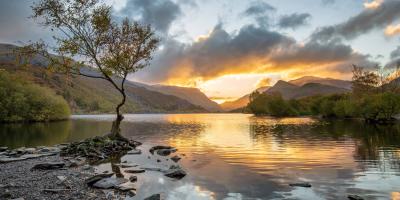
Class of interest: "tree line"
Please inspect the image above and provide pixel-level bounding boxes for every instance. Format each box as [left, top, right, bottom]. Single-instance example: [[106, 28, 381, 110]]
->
[[247, 65, 400, 123]]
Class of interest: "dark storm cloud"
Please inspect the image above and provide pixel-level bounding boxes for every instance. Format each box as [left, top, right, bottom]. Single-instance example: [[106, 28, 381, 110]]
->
[[243, 1, 276, 16], [278, 13, 311, 29], [242, 1, 276, 27], [311, 0, 400, 41], [120, 0, 182, 33], [386, 46, 400, 69], [134, 23, 375, 83]]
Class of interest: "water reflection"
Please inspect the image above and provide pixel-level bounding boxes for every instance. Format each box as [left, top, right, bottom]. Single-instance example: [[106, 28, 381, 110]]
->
[[1, 114, 400, 199]]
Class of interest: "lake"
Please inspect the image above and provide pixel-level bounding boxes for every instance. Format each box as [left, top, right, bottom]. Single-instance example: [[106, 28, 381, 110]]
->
[[1, 114, 400, 200]]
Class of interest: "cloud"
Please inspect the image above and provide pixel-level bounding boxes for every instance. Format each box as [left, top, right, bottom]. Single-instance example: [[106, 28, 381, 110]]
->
[[390, 46, 400, 59], [242, 1, 276, 27], [364, 0, 384, 9], [311, 0, 400, 41], [278, 13, 311, 29], [385, 24, 400, 37], [256, 78, 272, 88], [243, 1, 276, 16], [321, 0, 335, 5], [119, 0, 182, 33], [134, 23, 375, 85]]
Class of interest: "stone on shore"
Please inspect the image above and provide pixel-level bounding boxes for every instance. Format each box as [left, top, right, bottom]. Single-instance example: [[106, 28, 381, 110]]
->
[[85, 173, 114, 186], [127, 149, 141, 155], [92, 177, 127, 189], [31, 162, 65, 170], [115, 182, 136, 192]]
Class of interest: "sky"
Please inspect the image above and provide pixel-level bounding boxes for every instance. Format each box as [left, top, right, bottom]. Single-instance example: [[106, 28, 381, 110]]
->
[[1, 0, 400, 103]]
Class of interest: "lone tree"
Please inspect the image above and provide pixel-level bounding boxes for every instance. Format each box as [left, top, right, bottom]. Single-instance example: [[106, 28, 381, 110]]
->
[[24, 0, 159, 139]]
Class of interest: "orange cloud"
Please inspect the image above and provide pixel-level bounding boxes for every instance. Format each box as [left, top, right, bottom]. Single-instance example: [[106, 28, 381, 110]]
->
[[385, 24, 400, 37], [256, 77, 272, 88], [364, 0, 384, 9]]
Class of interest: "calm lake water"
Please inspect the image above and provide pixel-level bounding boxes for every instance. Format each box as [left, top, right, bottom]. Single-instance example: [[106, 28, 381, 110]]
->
[[1, 114, 400, 200]]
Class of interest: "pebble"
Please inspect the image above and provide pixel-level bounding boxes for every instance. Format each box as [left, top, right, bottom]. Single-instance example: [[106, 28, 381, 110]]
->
[[57, 175, 67, 182]]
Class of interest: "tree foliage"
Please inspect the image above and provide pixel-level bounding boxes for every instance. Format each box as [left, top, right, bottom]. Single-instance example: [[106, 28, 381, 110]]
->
[[0, 70, 70, 122]]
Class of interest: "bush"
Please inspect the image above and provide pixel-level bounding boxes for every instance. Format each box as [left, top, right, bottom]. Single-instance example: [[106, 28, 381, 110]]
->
[[0, 70, 70, 122]]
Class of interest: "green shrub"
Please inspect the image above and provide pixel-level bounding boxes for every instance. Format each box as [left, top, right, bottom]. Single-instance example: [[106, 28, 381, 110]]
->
[[0, 70, 70, 122]]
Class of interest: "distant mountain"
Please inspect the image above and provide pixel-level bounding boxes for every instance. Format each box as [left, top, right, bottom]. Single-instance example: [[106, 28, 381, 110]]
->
[[220, 86, 269, 111], [0, 43, 207, 113], [289, 76, 352, 90], [143, 84, 222, 112], [266, 80, 350, 99]]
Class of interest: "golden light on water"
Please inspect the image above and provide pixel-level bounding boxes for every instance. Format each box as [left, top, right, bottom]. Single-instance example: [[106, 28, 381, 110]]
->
[[164, 115, 357, 174]]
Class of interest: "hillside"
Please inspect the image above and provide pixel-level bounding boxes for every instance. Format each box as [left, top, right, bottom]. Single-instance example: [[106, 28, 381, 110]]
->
[[289, 76, 352, 90], [143, 84, 222, 112], [220, 86, 269, 111], [266, 80, 350, 99], [0, 63, 206, 114]]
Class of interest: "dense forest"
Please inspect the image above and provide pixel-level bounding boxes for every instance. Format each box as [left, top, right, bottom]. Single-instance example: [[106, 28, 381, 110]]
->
[[247, 66, 400, 123]]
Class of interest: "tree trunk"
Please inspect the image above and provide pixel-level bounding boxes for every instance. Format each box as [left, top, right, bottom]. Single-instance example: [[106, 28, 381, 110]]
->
[[110, 114, 124, 139], [108, 83, 127, 140]]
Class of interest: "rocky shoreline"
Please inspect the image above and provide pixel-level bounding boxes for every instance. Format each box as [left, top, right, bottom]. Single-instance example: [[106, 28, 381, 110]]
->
[[0, 140, 185, 200]]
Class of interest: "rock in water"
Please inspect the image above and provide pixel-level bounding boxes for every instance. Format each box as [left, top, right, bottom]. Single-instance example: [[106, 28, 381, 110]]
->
[[171, 155, 181, 163], [124, 169, 145, 174], [32, 162, 65, 170], [164, 168, 186, 179], [85, 173, 114, 186], [289, 182, 312, 188], [129, 176, 137, 182], [149, 146, 176, 156], [144, 194, 161, 200], [348, 195, 364, 200], [156, 149, 173, 156]]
